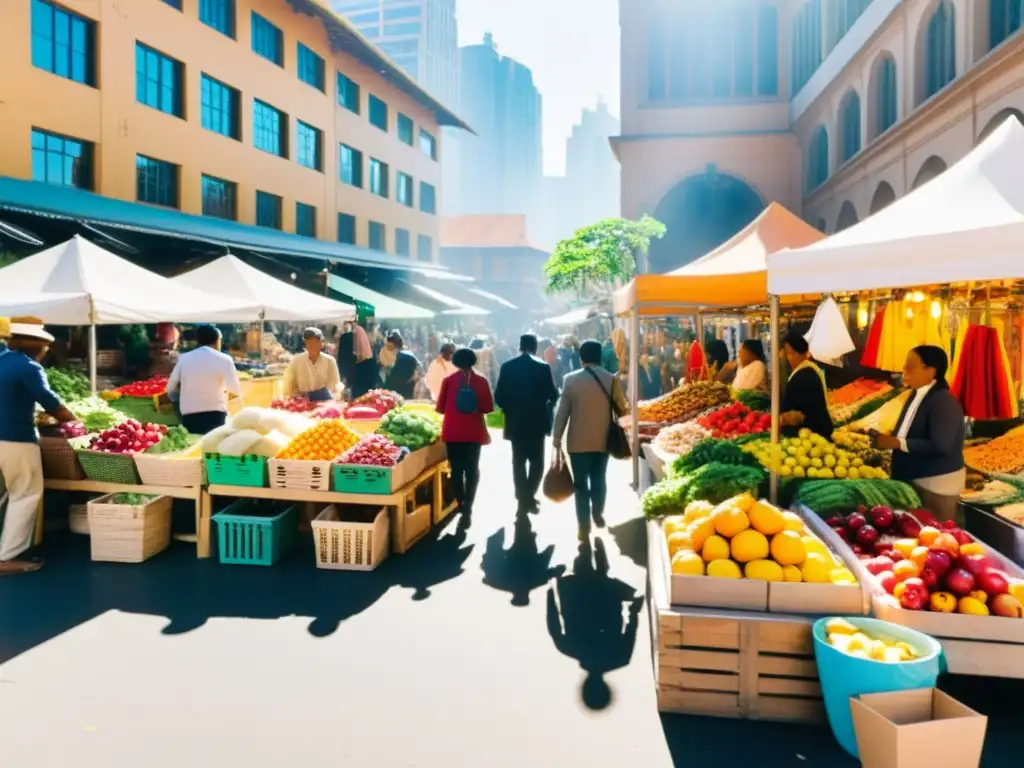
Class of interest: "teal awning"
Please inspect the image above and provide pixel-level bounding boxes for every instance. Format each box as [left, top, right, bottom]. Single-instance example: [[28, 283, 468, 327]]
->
[[327, 275, 434, 320], [0, 177, 456, 275]]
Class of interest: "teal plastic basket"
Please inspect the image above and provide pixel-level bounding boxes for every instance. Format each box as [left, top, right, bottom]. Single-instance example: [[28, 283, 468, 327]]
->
[[813, 616, 942, 758], [204, 454, 267, 487], [213, 501, 298, 566], [332, 463, 394, 494]]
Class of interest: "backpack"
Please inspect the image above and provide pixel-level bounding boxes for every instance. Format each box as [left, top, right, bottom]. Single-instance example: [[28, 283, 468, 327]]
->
[[455, 372, 479, 414]]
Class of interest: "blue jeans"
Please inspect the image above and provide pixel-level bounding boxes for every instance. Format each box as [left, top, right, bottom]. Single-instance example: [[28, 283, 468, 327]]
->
[[569, 452, 609, 531]]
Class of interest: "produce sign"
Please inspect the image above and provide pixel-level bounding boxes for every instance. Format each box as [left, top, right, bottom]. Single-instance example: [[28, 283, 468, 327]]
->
[[636, 381, 730, 425], [68, 396, 128, 432], [828, 506, 1024, 617], [664, 494, 856, 585], [696, 402, 771, 437], [963, 424, 1024, 475], [642, 463, 766, 517], [271, 395, 318, 413], [116, 376, 168, 398], [796, 479, 921, 514], [277, 420, 360, 461], [347, 389, 402, 418], [653, 421, 711, 458], [377, 408, 440, 451], [823, 618, 920, 663], [45, 367, 90, 402], [336, 434, 406, 467], [88, 420, 167, 455], [742, 429, 889, 480]]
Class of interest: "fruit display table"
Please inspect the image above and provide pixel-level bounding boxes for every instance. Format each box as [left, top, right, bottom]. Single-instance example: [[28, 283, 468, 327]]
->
[[642, 443, 667, 482]]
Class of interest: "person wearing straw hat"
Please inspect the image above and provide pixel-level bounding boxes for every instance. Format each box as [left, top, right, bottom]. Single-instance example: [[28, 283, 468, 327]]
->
[[0, 317, 77, 575]]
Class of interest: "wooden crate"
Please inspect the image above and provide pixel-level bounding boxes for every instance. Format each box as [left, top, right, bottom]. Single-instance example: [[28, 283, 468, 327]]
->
[[87, 493, 172, 563]]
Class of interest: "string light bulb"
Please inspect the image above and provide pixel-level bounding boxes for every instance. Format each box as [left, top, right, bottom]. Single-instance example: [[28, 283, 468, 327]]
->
[[930, 300, 942, 319], [911, 290, 925, 303], [905, 306, 915, 320], [857, 308, 869, 329]]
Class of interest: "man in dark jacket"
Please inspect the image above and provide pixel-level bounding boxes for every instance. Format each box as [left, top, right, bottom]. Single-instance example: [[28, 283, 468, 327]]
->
[[495, 333, 559, 513]]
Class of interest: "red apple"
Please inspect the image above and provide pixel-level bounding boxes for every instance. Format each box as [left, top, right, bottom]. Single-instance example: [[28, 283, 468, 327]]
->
[[851, 544, 864, 556], [878, 571, 898, 595], [847, 513, 867, 531], [919, 566, 940, 589], [856, 524, 880, 545], [952, 529, 973, 546], [870, 506, 895, 530], [931, 533, 961, 558], [873, 541, 893, 556], [977, 570, 1011, 597], [910, 508, 939, 526], [832, 526, 850, 542], [899, 578, 930, 610], [825, 516, 844, 528], [924, 549, 952, 577], [888, 550, 906, 563], [864, 556, 895, 576], [945, 568, 976, 596], [897, 514, 923, 538], [959, 555, 996, 577], [990, 593, 1024, 618]]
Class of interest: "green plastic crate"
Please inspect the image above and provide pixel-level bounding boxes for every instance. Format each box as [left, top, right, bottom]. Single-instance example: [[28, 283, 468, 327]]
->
[[332, 464, 395, 495], [74, 449, 140, 485], [213, 501, 298, 566], [204, 454, 267, 487]]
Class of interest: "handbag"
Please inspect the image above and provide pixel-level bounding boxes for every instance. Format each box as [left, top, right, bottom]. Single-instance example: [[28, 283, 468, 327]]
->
[[584, 367, 631, 460], [543, 447, 575, 502]]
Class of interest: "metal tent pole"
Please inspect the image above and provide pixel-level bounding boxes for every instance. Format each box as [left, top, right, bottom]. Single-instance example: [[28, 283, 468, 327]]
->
[[630, 306, 640, 489], [769, 295, 781, 504], [88, 296, 97, 394]]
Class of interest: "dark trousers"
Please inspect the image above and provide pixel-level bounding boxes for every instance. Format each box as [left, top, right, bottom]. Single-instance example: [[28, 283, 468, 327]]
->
[[510, 437, 545, 503], [180, 410, 227, 435], [446, 442, 482, 510], [569, 452, 610, 531]]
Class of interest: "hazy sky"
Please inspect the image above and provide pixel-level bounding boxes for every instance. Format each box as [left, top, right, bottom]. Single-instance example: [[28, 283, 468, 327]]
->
[[456, 0, 621, 177]]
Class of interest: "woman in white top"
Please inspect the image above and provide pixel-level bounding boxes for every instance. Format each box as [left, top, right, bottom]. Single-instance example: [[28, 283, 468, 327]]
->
[[731, 339, 768, 392], [425, 343, 457, 401]]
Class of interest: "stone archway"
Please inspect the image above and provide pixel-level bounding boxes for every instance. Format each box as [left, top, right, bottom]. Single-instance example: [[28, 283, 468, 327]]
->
[[836, 201, 859, 232], [869, 181, 897, 214], [911, 156, 948, 189], [977, 107, 1024, 143], [645, 170, 765, 274]]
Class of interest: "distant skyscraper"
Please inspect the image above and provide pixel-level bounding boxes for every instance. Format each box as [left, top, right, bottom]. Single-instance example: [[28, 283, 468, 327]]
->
[[564, 99, 620, 228], [453, 33, 542, 217]]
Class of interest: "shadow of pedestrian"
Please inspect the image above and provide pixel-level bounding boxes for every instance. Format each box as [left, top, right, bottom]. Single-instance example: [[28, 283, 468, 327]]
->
[[546, 538, 644, 710], [481, 513, 564, 606], [608, 516, 648, 570], [396, 518, 475, 602]]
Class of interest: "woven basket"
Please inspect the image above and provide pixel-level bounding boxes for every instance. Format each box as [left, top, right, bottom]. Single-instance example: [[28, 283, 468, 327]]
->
[[135, 448, 206, 487], [40, 436, 86, 480], [75, 449, 141, 485]]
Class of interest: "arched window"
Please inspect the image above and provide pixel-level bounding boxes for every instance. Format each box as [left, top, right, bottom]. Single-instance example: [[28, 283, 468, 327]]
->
[[924, 1, 956, 103], [839, 91, 861, 164], [990, 0, 1024, 50], [836, 201, 859, 231], [805, 126, 830, 193], [874, 55, 898, 138], [869, 182, 897, 214], [792, 0, 824, 94]]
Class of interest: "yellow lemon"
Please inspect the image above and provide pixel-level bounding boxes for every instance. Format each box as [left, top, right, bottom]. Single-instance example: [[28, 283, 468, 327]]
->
[[663, 514, 686, 537], [689, 517, 716, 552], [744, 559, 783, 582], [782, 565, 803, 582], [666, 531, 693, 557], [801, 553, 832, 583], [683, 501, 714, 523], [731, 529, 769, 563], [706, 559, 742, 579], [781, 511, 805, 533], [671, 550, 705, 576], [714, 492, 755, 514], [825, 618, 859, 636], [770, 530, 806, 566], [801, 536, 830, 561], [701, 534, 731, 563], [715, 507, 750, 538], [830, 567, 857, 585], [749, 501, 786, 536]]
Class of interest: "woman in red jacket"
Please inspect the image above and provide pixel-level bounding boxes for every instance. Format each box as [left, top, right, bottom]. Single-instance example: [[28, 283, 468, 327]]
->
[[436, 347, 495, 518]]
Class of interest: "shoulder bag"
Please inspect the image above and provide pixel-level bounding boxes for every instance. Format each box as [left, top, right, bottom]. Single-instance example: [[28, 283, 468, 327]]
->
[[584, 367, 631, 460]]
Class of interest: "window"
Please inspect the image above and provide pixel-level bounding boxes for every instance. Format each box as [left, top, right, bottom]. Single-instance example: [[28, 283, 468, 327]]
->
[[923, 0, 956, 103], [805, 126, 829, 193], [791, 0, 823, 96], [338, 72, 361, 113], [297, 43, 325, 91], [419, 129, 437, 160], [251, 12, 284, 66], [31, 128, 92, 189], [31, 0, 96, 86], [199, 0, 235, 38], [337, 213, 357, 245], [839, 91, 861, 164], [384, 5, 419, 19], [398, 113, 414, 145], [253, 100, 287, 157], [419, 181, 436, 214], [369, 158, 389, 198], [339, 144, 363, 187], [384, 22, 421, 35], [874, 56, 898, 138], [347, 10, 380, 25], [136, 155, 178, 208], [369, 221, 386, 251], [296, 203, 317, 237], [757, 5, 778, 96], [369, 94, 388, 131], [296, 121, 323, 171], [991, 0, 1024, 50], [135, 43, 184, 117], [396, 171, 414, 207], [201, 74, 240, 139], [256, 191, 282, 229], [202, 174, 237, 220], [395, 228, 410, 256], [417, 234, 432, 261]]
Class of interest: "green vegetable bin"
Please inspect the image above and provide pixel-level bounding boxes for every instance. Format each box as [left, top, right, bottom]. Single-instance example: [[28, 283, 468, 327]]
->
[[204, 454, 267, 487], [74, 449, 141, 485], [213, 501, 298, 566]]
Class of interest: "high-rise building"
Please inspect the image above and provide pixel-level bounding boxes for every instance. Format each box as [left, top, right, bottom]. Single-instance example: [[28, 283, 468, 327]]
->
[[453, 33, 542, 217], [564, 99, 620, 230]]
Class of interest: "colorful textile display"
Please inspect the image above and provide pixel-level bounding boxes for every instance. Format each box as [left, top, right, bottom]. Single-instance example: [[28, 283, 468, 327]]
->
[[860, 308, 886, 369], [686, 341, 707, 382], [950, 324, 1019, 420], [861, 300, 951, 373]]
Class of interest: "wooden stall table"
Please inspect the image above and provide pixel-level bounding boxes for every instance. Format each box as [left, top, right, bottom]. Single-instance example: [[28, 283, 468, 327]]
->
[[42, 479, 213, 558], [207, 461, 447, 554]]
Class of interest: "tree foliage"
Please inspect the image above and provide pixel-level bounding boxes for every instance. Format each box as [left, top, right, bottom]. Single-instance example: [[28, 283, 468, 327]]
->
[[544, 215, 666, 295]]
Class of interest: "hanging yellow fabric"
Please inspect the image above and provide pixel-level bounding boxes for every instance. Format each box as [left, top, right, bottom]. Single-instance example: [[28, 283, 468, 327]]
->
[[876, 300, 951, 372]]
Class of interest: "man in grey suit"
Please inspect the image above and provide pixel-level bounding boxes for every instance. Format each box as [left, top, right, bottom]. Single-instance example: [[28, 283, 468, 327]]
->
[[553, 340, 628, 540]]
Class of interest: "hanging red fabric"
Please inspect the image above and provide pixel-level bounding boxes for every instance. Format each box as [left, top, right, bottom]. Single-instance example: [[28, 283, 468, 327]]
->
[[860, 308, 886, 369]]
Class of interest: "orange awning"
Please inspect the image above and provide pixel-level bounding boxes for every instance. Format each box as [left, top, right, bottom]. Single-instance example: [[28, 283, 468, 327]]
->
[[613, 202, 825, 316]]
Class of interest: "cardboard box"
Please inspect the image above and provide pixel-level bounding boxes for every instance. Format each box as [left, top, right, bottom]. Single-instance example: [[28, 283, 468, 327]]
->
[[851, 688, 987, 768]]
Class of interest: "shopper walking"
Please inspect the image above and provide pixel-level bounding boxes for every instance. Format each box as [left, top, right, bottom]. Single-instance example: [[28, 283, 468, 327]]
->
[[166, 324, 242, 434], [0, 317, 77, 575], [436, 348, 494, 518], [495, 334, 559, 513], [553, 339, 627, 540]]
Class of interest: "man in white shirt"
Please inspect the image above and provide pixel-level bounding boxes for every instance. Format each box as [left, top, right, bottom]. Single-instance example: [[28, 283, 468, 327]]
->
[[425, 343, 456, 401], [283, 327, 341, 401], [166, 325, 242, 434]]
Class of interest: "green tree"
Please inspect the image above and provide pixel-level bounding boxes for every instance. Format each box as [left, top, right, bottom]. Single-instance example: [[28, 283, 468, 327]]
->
[[544, 215, 666, 295]]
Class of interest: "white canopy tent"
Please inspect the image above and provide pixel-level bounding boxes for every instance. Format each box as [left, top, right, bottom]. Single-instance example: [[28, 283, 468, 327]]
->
[[541, 307, 597, 327], [326, 275, 435, 320], [173, 254, 355, 322], [768, 118, 1024, 295], [0, 236, 263, 389]]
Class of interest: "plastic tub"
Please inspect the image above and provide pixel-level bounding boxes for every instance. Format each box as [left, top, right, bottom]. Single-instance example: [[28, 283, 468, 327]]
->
[[812, 616, 942, 758]]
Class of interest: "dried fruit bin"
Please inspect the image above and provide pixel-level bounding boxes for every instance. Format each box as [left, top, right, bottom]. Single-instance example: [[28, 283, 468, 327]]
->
[[268, 458, 332, 491], [213, 500, 298, 566], [204, 454, 267, 488], [87, 493, 173, 563], [74, 448, 141, 485], [39, 435, 86, 480], [311, 505, 389, 571]]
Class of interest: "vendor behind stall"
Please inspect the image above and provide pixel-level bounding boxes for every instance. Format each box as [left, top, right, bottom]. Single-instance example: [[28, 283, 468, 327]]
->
[[733, 339, 768, 392], [780, 330, 833, 439], [383, 330, 421, 399], [283, 327, 341, 402], [165, 324, 242, 434]]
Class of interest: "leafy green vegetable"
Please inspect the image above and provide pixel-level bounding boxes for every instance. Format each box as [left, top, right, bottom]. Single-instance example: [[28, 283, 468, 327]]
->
[[46, 367, 90, 402], [734, 390, 770, 412], [642, 462, 767, 518], [145, 425, 193, 454], [67, 396, 128, 432], [670, 438, 756, 477], [110, 493, 156, 506]]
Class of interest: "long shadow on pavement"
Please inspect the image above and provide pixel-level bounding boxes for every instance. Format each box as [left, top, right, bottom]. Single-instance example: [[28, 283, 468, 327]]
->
[[480, 513, 564, 606]]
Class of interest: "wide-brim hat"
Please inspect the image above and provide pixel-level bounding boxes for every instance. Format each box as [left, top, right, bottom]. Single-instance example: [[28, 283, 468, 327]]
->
[[8, 316, 54, 343]]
